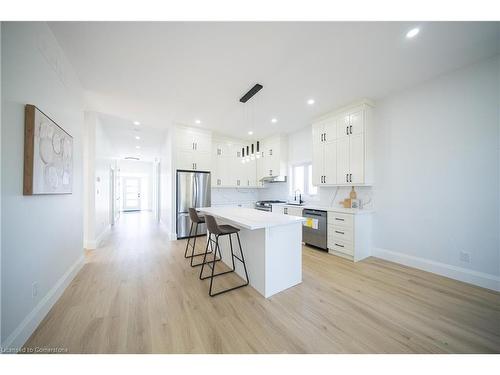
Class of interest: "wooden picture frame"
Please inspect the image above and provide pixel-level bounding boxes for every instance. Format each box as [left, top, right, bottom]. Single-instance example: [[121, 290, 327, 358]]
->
[[23, 104, 73, 195]]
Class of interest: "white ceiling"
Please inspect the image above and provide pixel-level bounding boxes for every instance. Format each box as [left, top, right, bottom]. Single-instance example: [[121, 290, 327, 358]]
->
[[98, 113, 165, 161], [50, 21, 499, 144]]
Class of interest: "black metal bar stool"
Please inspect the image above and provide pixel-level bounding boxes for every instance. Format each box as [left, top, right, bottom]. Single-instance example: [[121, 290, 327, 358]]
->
[[199, 215, 249, 297], [184, 208, 220, 267]]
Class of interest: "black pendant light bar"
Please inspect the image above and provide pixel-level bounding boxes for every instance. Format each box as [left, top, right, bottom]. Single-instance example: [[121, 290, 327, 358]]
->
[[239, 83, 263, 103]]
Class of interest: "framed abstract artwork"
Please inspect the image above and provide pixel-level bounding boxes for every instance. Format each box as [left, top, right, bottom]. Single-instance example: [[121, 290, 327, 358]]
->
[[23, 104, 73, 195]]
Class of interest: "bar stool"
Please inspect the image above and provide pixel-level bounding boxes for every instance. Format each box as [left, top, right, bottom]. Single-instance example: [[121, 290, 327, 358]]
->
[[184, 208, 220, 267], [199, 215, 249, 297]]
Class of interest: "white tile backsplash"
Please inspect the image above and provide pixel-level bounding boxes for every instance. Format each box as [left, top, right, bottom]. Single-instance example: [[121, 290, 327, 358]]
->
[[211, 188, 259, 206]]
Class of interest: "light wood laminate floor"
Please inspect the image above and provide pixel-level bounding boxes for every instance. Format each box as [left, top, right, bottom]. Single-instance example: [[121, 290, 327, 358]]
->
[[24, 212, 500, 353]]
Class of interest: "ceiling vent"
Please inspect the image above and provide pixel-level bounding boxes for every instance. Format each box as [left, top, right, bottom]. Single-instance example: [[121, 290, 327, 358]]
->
[[124, 156, 140, 161]]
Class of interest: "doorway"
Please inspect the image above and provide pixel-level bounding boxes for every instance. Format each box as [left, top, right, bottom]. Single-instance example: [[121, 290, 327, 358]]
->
[[123, 177, 142, 211]]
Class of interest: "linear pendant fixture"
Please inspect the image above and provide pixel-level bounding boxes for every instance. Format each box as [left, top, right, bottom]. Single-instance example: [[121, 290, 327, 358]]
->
[[239, 84, 263, 103]]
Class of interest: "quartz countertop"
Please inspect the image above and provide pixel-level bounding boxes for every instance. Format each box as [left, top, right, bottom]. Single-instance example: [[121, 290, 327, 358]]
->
[[199, 207, 306, 230], [271, 203, 373, 215]]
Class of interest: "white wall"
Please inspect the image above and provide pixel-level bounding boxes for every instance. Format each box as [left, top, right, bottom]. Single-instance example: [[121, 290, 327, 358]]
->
[[159, 130, 174, 238], [119, 159, 154, 211], [1, 22, 85, 348], [83, 112, 116, 249], [372, 56, 500, 287]]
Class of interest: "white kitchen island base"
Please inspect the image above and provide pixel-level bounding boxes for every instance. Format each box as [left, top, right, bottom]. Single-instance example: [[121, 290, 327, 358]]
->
[[199, 207, 305, 298]]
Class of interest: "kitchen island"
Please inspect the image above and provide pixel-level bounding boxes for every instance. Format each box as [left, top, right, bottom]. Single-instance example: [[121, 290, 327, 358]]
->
[[198, 207, 306, 298]]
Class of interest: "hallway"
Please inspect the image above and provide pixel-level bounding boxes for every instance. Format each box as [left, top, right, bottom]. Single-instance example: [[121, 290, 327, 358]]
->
[[23, 212, 500, 354]]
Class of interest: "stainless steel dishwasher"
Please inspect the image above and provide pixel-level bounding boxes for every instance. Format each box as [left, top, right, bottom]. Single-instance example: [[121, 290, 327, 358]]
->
[[302, 209, 328, 250]]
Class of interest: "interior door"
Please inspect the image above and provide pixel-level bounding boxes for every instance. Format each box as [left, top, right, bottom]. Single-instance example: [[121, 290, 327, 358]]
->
[[123, 177, 141, 211], [349, 133, 364, 184]]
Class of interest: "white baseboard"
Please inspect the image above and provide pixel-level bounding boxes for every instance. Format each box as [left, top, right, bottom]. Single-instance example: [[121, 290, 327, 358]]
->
[[84, 224, 110, 250], [1, 254, 85, 352], [372, 247, 500, 292], [159, 219, 175, 240]]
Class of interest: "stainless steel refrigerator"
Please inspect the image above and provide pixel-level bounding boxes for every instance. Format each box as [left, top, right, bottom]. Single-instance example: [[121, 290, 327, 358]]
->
[[176, 170, 211, 239]]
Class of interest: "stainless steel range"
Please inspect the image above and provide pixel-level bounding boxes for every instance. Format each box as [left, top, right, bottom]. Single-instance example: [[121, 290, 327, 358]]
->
[[254, 200, 286, 212]]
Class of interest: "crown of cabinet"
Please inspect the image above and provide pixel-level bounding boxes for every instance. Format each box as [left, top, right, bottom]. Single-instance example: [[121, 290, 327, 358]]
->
[[311, 101, 374, 187]]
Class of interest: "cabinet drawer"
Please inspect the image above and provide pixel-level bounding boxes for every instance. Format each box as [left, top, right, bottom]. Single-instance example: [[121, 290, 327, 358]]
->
[[328, 224, 353, 242], [328, 212, 353, 228], [328, 239, 353, 256]]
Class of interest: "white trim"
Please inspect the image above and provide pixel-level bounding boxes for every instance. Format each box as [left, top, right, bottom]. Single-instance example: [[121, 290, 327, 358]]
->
[[372, 247, 500, 292], [84, 224, 110, 250], [1, 254, 85, 352], [159, 219, 175, 240]]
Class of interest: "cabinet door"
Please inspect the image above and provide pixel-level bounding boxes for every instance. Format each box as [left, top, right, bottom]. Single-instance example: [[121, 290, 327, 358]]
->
[[176, 130, 196, 152], [193, 152, 211, 172], [349, 134, 364, 184], [246, 160, 257, 187], [312, 143, 324, 186], [272, 205, 285, 214], [324, 119, 337, 142], [336, 136, 350, 184], [192, 132, 211, 153], [337, 114, 351, 139], [312, 123, 324, 145], [323, 141, 337, 185], [287, 207, 303, 217], [177, 150, 195, 170], [349, 110, 364, 135]]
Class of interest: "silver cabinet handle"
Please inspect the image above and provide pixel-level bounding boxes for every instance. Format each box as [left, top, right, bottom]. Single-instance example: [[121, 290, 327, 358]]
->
[[335, 230, 344, 234], [324, 133, 327, 142], [335, 217, 345, 221], [349, 125, 352, 135], [346, 174, 348, 182], [335, 243, 345, 248], [349, 173, 352, 182], [346, 126, 348, 136]]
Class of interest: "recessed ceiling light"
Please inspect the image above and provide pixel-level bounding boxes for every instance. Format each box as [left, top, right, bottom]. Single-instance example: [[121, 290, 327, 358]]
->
[[135, 146, 141, 149], [271, 118, 278, 123], [406, 28, 420, 39], [307, 99, 315, 105], [248, 131, 253, 135], [195, 119, 201, 124], [135, 136, 141, 140], [133, 121, 141, 126]]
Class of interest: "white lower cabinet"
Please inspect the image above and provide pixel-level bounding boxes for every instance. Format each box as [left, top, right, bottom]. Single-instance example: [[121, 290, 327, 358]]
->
[[284, 206, 303, 217], [327, 211, 372, 262]]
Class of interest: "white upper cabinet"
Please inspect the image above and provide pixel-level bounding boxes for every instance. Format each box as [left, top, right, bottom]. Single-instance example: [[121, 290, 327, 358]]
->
[[258, 135, 288, 179], [312, 118, 339, 185], [174, 126, 212, 171], [211, 136, 259, 188], [312, 100, 373, 186]]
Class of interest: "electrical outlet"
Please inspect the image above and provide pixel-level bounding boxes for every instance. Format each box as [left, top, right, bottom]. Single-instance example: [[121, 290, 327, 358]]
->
[[32, 282, 38, 298], [460, 251, 471, 263]]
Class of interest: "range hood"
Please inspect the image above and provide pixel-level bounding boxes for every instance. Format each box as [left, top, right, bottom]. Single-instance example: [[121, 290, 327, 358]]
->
[[259, 175, 287, 183]]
